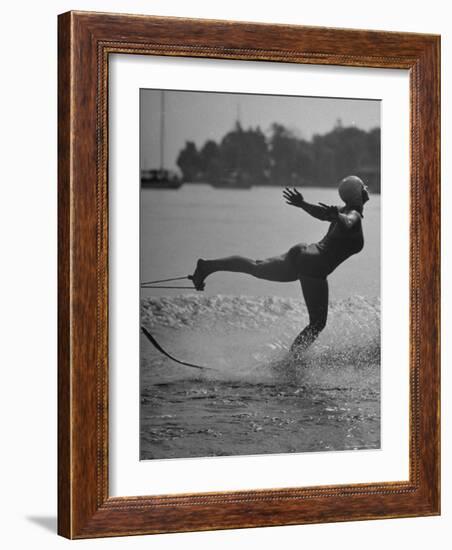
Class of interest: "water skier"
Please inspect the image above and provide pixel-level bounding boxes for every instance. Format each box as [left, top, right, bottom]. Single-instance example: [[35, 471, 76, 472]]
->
[[190, 175, 369, 352]]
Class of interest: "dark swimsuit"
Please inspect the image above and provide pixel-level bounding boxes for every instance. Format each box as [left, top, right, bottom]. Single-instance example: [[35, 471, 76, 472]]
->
[[287, 211, 364, 350], [288, 214, 364, 280]]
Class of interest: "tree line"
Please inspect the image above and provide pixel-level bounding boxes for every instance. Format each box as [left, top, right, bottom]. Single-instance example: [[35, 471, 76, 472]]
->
[[176, 121, 381, 192]]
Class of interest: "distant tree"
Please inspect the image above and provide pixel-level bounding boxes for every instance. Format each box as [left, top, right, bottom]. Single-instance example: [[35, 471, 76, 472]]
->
[[200, 140, 221, 182], [176, 141, 201, 182], [269, 123, 301, 185], [311, 124, 378, 185], [175, 121, 381, 191], [219, 121, 245, 176], [366, 127, 381, 168], [293, 139, 315, 184], [355, 127, 381, 192], [218, 123, 270, 184], [311, 134, 337, 185], [239, 126, 269, 184]]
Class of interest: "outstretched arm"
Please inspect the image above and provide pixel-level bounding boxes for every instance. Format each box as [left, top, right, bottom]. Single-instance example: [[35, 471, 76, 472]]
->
[[283, 188, 361, 229], [283, 188, 333, 221]]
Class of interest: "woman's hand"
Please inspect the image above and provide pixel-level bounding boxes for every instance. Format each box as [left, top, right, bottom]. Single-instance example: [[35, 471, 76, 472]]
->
[[283, 187, 304, 208]]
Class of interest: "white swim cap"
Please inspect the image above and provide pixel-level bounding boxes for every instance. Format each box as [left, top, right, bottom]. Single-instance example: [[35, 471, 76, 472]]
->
[[338, 175, 365, 208]]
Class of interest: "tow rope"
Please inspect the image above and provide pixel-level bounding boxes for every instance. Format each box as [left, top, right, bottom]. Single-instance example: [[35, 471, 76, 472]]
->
[[141, 326, 213, 371], [141, 275, 204, 291], [140, 274, 209, 369]]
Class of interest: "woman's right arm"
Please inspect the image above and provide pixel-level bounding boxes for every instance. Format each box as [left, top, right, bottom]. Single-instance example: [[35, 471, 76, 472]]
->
[[299, 200, 334, 221], [283, 188, 333, 221]]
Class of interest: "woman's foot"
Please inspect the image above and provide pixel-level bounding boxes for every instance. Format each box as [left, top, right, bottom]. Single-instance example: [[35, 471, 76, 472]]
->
[[189, 259, 208, 291]]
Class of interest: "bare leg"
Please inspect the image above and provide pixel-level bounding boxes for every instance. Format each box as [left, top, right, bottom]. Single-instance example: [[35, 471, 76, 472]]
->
[[190, 254, 298, 289], [291, 276, 329, 352]]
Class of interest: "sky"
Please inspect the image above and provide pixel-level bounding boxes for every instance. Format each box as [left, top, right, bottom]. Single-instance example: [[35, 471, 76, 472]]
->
[[140, 89, 380, 172]]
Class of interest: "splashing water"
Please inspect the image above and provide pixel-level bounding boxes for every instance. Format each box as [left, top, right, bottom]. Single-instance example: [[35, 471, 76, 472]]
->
[[140, 294, 380, 459]]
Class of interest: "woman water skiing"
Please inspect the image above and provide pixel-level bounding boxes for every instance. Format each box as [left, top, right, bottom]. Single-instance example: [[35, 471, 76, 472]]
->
[[190, 175, 370, 352]]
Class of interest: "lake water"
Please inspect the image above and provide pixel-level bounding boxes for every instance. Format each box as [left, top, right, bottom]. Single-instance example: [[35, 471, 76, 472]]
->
[[140, 185, 380, 460]]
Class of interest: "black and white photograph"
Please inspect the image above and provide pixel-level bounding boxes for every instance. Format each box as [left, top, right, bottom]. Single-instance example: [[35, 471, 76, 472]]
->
[[139, 89, 381, 460]]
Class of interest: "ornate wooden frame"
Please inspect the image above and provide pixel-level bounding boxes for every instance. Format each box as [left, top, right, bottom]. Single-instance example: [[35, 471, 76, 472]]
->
[[58, 11, 440, 539]]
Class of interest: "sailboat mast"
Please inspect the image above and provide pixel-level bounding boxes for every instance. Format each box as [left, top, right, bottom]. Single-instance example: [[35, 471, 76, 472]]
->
[[160, 91, 165, 170]]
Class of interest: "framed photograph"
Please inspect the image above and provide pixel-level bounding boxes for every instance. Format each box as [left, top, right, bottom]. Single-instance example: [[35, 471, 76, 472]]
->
[[58, 11, 440, 538]]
